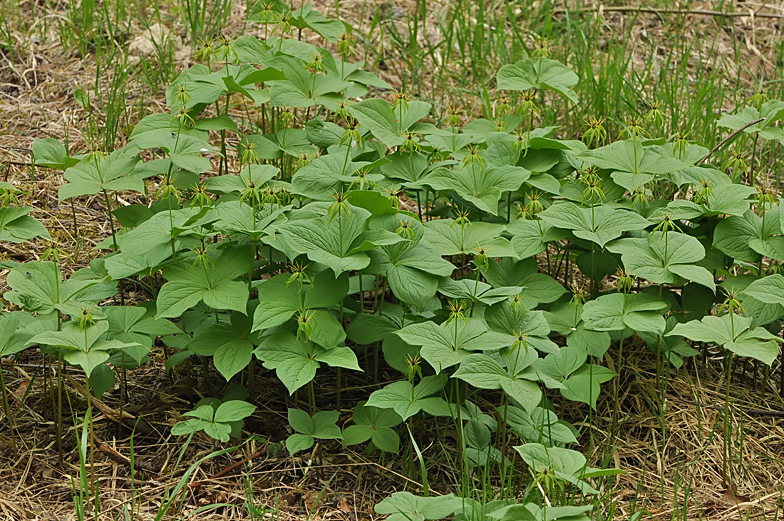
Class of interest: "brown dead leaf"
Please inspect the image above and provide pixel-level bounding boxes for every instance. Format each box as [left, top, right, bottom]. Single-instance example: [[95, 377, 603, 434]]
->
[[722, 485, 752, 505], [304, 490, 322, 511], [14, 381, 29, 407], [337, 496, 351, 513], [281, 489, 302, 508]]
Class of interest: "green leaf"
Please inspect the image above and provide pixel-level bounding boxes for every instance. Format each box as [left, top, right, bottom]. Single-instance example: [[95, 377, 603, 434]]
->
[[482, 258, 567, 308], [285, 408, 341, 455], [497, 57, 579, 103], [486, 505, 538, 521], [717, 100, 784, 143], [214, 400, 256, 422], [119, 206, 216, 259], [582, 293, 667, 334], [286, 433, 315, 455], [214, 201, 289, 241], [5, 261, 105, 315], [506, 219, 568, 260], [276, 204, 372, 275], [713, 209, 775, 263], [539, 203, 651, 248], [530, 344, 586, 382], [607, 232, 715, 292], [725, 332, 781, 366], [742, 274, 784, 305], [204, 422, 232, 442], [424, 220, 517, 257], [342, 401, 402, 453], [254, 332, 358, 394], [503, 406, 578, 446], [311, 410, 342, 439], [104, 305, 179, 356], [32, 137, 78, 170], [386, 264, 441, 309], [365, 214, 454, 307], [438, 278, 523, 307], [350, 98, 432, 149], [484, 300, 559, 355], [156, 247, 252, 318], [454, 353, 542, 412], [668, 313, 782, 366], [30, 321, 142, 376], [560, 170, 625, 204], [366, 374, 449, 420], [375, 492, 464, 521], [559, 364, 616, 409], [0, 207, 51, 243], [59, 148, 141, 200], [255, 333, 318, 394], [346, 312, 401, 345], [291, 154, 353, 199], [515, 443, 599, 494], [544, 302, 611, 357], [89, 364, 116, 399], [424, 164, 530, 215], [134, 133, 214, 173], [251, 275, 303, 330], [577, 140, 691, 191], [252, 270, 348, 335], [268, 56, 351, 108], [380, 151, 432, 183], [0, 313, 32, 357], [195, 113, 239, 132], [287, 407, 314, 434], [704, 183, 756, 216], [188, 322, 254, 381], [291, 3, 348, 40], [207, 164, 280, 194], [130, 113, 208, 143], [396, 319, 510, 373]]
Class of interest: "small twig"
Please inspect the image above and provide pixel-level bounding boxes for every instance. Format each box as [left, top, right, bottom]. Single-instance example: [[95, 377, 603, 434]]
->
[[669, 395, 784, 418], [0, 161, 35, 168], [535, 481, 552, 507], [0, 145, 32, 154], [187, 444, 269, 491], [697, 118, 766, 166], [65, 374, 155, 436], [92, 434, 161, 474], [554, 6, 783, 20]]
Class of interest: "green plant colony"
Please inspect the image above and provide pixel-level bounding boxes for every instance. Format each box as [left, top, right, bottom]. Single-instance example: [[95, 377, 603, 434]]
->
[[2, 1, 784, 519]]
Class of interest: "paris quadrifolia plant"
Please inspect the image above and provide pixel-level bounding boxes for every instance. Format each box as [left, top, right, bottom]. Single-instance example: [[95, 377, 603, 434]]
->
[[6, 1, 784, 518]]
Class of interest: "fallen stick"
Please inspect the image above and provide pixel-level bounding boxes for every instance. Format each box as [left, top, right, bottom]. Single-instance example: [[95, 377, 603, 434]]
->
[[65, 374, 155, 436], [553, 6, 783, 20], [698, 118, 766, 166], [92, 434, 162, 474], [669, 395, 784, 418], [187, 444, 269, 492]]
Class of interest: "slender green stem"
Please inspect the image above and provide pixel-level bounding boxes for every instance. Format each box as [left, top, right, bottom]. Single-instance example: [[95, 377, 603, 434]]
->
[[722, 352, 734, 487], [71, 200, 79, 237], [452, 376, 464, 479], [308, 379, 316, 415], [55, 309, 63, 466], [337, 300, 344, 410], [0, 363, 15, 451], [85, 374, 97, 511], [469, 267, 480, 317], [102, 188, 118, 250], [612, 330, 625, 440], [656, 284, 663, 407]]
